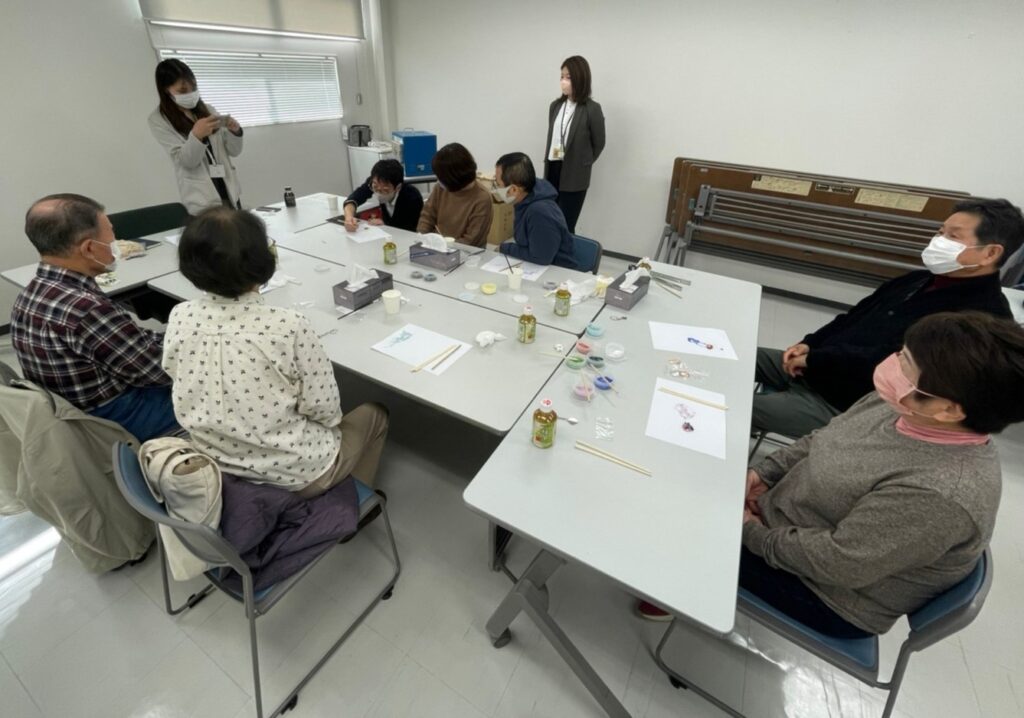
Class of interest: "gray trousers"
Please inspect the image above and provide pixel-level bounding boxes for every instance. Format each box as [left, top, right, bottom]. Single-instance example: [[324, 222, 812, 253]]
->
[[752, 348, 840, 439]]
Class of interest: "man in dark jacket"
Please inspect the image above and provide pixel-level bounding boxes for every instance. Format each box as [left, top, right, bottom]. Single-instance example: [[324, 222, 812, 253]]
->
[[493, 152, 578, 269], [754, 198, 1024, 438], [342, 158, 423, 232]]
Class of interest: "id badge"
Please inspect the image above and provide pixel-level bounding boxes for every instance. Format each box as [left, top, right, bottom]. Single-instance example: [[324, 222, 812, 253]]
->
[[552, 144, 564, 160], [209, 164, 227, 179]]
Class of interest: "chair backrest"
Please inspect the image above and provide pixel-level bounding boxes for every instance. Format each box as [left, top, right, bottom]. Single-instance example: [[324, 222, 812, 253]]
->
[[111, 442, 246, 572], [905, 548, 992, 651], [573, 234, 603, 274], [109, 203, 188, 240]]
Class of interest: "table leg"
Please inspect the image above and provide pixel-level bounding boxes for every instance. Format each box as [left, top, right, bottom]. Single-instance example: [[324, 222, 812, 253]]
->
[[489, 522, 513, 572], [485, 549, 632, 718]]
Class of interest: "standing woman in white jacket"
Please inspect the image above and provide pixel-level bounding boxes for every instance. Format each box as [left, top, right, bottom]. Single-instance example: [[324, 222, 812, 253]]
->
[[149, 59, 244, 215]]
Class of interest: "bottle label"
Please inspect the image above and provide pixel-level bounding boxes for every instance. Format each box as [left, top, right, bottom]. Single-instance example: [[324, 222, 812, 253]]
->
[[532, 416, 555, 448]]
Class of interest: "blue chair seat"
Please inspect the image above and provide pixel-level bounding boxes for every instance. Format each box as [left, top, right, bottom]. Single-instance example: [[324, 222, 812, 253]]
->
[[738, 588, 879, 673]]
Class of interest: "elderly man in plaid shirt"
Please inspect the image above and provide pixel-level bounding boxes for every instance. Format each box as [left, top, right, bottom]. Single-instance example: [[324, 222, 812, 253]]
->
[[10, 194, 179, 441]]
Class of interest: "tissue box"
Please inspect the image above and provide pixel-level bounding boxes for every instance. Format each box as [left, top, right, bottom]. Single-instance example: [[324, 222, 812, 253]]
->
[[332, 270, 394, 310], [409, 243, 462, 270], [604, 272, 651, 310]]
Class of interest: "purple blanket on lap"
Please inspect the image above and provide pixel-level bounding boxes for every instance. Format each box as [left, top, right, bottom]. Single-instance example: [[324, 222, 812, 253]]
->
[[218, 473, 359, 591]]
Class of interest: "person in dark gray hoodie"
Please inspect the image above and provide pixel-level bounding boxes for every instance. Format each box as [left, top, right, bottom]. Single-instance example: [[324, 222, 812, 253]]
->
[[493, 153, 578, 269]]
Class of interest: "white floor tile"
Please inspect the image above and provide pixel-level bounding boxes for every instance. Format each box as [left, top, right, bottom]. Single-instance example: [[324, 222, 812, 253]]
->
[[0, 653, 42, 718], [365, 656, 489, 718], [963, 648, 1024, 718], [15, 585, 187, 718]]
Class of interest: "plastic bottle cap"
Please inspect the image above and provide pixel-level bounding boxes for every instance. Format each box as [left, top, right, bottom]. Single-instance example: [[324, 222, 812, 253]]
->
[[539, 398, 554, 411], [559, 283, 569, 290], [523, 305, 534, 315]]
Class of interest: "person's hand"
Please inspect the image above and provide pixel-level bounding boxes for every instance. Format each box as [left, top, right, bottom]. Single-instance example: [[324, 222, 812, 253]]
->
[[744, 469, 768, 516], [743, 507, 764, 525], [344, 216, 359, 232], [369, 217, 384, 226], [785, 353, 808, 378], [782, 342, 810, 365], [225, 116, 241, 134], [191, 116, 220, 140]]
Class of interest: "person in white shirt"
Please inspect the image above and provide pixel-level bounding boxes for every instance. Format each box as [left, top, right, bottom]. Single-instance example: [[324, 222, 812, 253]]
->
[[162, 207, 389, 496]]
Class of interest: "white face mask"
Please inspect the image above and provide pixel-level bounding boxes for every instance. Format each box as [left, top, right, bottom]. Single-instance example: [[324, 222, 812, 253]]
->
[[173, 90, 200, 110], [90, 239, 121, 273], [491, 186, 516, 204], [921, 234, 981, 275], [374, 191, 396, 204]]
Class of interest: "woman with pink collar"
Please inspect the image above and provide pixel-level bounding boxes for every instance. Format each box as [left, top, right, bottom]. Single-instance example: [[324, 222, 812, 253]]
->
[[640, 311, 1024, 636]]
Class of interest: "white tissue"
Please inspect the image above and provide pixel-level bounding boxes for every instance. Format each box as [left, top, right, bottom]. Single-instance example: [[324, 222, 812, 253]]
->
[[347, 264, 379, 291], [475, 331, 507, 348], [565, 278, 598, 305], [419, 233, 453, 252], [619, 267, 650, 291]]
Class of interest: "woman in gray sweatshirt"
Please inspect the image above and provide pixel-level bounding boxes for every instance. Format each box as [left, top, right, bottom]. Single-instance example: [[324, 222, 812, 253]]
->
[[741, 312, 1024, 636]]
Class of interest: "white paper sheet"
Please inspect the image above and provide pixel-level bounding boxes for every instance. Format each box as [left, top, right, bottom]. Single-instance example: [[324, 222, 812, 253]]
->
[[645, 378, 727, 459], [339, 223, 392, 244], [371, 324, 471, 376], [164, 231, 182, 246], [648, 322, 738, 360], [479, 255, 549, 282]]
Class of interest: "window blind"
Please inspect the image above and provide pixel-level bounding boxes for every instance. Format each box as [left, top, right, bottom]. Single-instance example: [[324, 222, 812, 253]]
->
[[158, 50, 343, 127], [140, 0, 364, 40]]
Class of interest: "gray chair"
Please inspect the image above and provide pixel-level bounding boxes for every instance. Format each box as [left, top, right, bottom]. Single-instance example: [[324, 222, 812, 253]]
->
[[572, 234, 603, 274], [654, 548, 993, 718], [112, 442, 401, 718]]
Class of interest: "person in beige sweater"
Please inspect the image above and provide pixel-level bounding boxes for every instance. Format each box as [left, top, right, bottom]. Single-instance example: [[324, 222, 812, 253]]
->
[[416, 142, 493, 247]]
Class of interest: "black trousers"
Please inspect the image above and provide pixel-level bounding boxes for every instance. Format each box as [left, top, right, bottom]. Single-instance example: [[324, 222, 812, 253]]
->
[[545, 161, 588, 234], [739, 548, 872, 639]]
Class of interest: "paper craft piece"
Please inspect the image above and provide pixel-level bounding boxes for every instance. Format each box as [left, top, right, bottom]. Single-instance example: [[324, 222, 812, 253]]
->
[[479, 255, 549, 282], [164, 231, 183, 246], [371, 324, 471, 375], [339, 223, 391, 244], [645, 378, 727, 459], [648, 322, 738, 361], [258, 271, 297, 294]]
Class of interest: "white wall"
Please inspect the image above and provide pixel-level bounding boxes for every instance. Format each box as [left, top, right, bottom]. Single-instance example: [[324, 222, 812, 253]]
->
[[0, 0, 383, 321], [383, 0, 1024, 260]]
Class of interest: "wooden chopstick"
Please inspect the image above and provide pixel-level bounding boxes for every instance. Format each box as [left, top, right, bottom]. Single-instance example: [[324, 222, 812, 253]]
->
[[574, 441, 651, 476], [658, 386, 728, 411], [428, 344, 461, 371], [411, 343, 460, 373], [653, 278, 683, 298]]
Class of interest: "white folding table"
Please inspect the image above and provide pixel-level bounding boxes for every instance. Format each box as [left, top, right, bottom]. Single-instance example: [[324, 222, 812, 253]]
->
[[463, 262, 762, 716]]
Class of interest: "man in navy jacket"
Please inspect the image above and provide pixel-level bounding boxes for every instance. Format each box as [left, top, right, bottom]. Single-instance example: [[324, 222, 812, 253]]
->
[[494, 152, 578, 269], [755, 198, 1023, 439]]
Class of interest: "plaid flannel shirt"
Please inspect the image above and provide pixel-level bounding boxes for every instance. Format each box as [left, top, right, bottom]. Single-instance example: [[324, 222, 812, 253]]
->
[[10, 263, 170, 411]]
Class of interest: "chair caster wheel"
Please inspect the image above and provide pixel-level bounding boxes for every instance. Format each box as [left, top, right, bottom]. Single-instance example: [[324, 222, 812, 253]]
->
[[281, 694, 299, 713], [382, 588, 394, 600], [669, 676, 688, 690], [492, 629, 512, 648]]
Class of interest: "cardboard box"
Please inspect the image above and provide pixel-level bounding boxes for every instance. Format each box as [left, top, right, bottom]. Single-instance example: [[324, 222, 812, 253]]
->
[[410, 243, 462, 270], [604, 272, 651, 310], [332, 270, 394, 310]]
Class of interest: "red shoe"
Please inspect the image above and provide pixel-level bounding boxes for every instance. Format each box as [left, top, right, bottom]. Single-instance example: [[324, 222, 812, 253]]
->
[[636, 599, 672, 622]]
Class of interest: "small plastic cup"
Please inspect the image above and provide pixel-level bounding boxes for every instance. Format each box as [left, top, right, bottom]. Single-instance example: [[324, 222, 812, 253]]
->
[[508, 267, 524, 291], [382, 289, 402, 315]]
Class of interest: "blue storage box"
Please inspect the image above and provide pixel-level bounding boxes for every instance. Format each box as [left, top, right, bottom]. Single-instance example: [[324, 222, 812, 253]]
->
[[392, 130, 437, 177]]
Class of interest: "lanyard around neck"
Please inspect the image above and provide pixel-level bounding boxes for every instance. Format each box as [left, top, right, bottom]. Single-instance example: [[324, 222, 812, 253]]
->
[[559, 100, 576, 146]]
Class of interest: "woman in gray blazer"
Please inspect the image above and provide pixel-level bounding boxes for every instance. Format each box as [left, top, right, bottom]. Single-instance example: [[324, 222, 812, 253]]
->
[[148, 59, 244, 216], [543, 55, 605, 233]]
